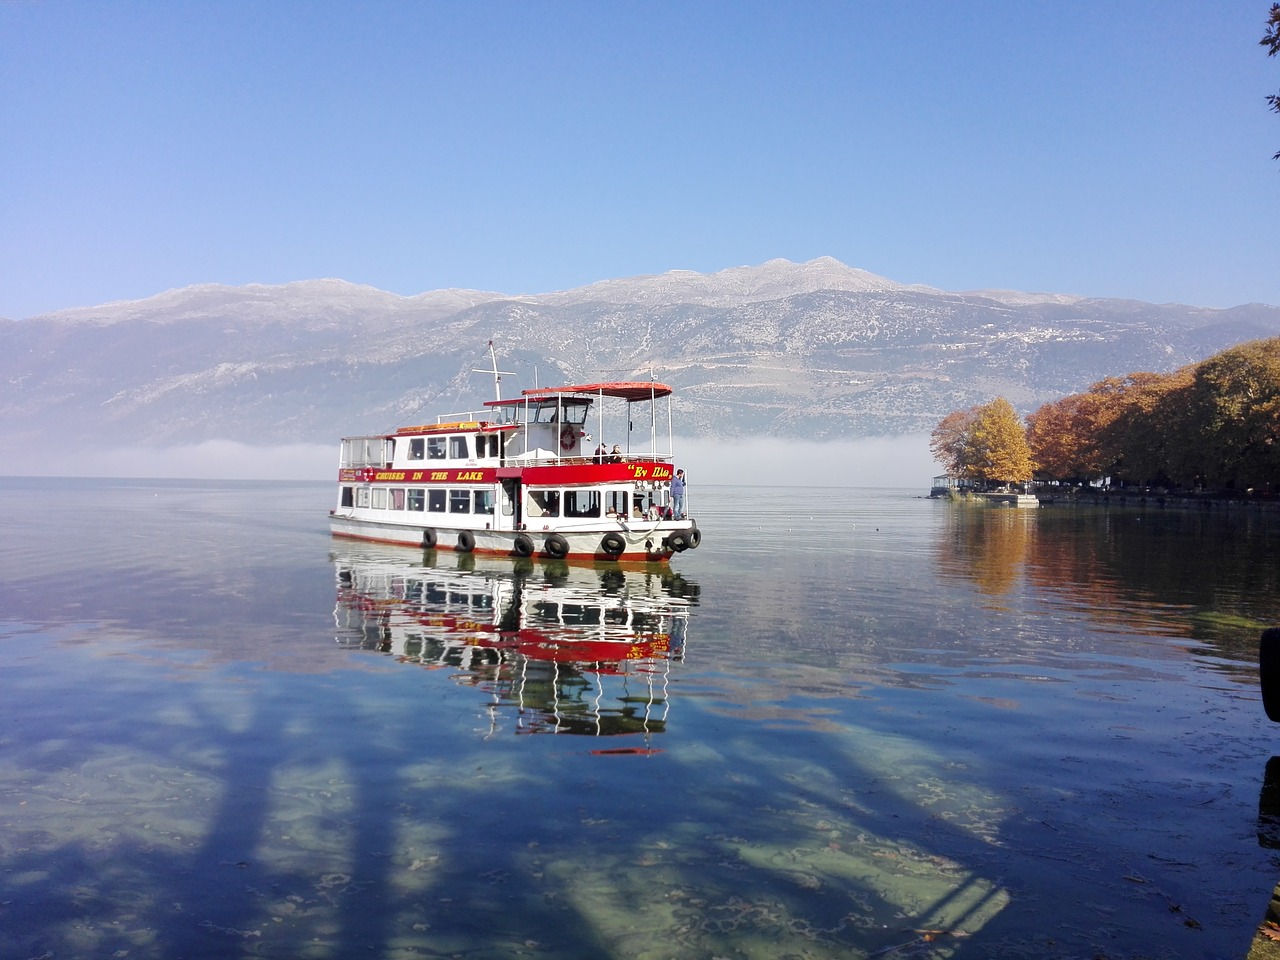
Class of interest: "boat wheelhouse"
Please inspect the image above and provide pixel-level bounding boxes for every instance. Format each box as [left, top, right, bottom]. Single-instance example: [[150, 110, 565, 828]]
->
[[330, 375, 701, 562]]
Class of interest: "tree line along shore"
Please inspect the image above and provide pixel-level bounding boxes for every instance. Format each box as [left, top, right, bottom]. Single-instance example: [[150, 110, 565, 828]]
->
[[931, 336, 1280, 498]]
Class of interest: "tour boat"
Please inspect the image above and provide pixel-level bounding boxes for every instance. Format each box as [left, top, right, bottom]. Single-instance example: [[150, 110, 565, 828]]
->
[[329, 355, 701, 561]]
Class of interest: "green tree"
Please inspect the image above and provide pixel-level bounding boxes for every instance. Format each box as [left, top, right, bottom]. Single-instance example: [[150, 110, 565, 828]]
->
[[1265, 3, 1280, 159]]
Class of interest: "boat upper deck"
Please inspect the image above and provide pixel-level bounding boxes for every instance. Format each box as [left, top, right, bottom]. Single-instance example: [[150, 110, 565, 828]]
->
[[339, 380, 677, 485]]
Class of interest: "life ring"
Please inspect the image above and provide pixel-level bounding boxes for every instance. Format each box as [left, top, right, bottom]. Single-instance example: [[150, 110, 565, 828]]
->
[[1261, 627, 1280, 721], [457, 530, 476, 553], [513, 533, 535, 558], [687, 526, 702, 549], [665, 532, 689, 552], [600, 532, 626, 556], [544, 533, 570, 558], [422, 527, 437, 549], [559, 425, 575, 451]]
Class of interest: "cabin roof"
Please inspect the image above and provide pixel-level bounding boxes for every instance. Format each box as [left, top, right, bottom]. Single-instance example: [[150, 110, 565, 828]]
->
[[485, 381, 673, 406]]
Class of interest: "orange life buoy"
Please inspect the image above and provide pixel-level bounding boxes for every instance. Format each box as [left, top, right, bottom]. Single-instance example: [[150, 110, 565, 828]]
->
[[560, 425, 575, 451]]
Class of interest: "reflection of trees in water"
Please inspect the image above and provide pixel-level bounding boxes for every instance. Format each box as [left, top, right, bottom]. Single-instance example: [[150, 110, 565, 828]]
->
[[0, 631, 1022, 960], [935, 507, 1036, 599], [935, 503, 1280, 662]]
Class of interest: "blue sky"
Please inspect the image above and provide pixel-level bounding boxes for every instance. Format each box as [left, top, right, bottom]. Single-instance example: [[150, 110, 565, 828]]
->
[[3, 1, 1278, 320]]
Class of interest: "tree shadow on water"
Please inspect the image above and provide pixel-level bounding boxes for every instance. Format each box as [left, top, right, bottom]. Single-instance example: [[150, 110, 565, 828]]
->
[[1, 640, 1253, 960]]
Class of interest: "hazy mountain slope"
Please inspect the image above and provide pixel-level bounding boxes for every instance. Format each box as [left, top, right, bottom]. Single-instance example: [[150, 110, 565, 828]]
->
[[1, 259, 1277, 448]]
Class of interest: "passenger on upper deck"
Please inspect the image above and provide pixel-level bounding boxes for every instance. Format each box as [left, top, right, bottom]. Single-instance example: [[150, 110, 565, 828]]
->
[[609, 444, 623, 463], [594, 443, 608, 464]]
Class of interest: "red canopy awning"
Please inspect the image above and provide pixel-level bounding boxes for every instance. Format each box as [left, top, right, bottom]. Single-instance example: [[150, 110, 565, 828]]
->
[[487, 381, 673, 405]]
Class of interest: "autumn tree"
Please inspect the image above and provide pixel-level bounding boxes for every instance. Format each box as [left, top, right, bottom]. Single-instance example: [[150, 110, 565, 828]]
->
[[967, 397, 1035, 485], [931, 397, 1034, 487], [1026, 391, 1113, 484], [1022, 338, 1280, 493], [1095, 369, 1196, 487], [929, 406, 978, 477], [1184, 338, 1280, 490]]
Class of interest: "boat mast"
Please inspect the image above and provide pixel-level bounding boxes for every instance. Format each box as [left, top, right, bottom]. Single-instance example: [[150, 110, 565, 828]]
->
[[472, 341, 514, 403]]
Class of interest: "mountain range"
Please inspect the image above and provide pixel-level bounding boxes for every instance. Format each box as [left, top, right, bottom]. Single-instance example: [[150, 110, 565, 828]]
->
[[3, 257, 1278, 451]]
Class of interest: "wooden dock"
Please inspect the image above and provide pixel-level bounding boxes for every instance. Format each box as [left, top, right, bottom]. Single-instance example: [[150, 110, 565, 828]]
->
[[977, 492, 1040, 508]]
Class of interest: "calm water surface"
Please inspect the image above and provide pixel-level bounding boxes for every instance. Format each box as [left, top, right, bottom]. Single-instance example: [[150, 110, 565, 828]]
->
[[2, 478, 1279, 959]]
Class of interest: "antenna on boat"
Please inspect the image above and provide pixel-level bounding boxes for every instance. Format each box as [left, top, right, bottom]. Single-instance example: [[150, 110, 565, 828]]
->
[[472, 341, 515, 402]]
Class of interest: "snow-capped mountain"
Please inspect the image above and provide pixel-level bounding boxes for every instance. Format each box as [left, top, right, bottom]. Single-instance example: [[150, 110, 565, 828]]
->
[[1, 258, 1277, 450]]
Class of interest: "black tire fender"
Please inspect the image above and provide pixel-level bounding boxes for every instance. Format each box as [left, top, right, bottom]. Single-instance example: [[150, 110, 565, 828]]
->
[[544, 534, 570, 558], [457, 530, 476, 553], [688, 526, 702, 549], [513, 533, 535, 558], [422, 527, 437, 549], [666, 532, 689, 552], [1261, 627, 1280, 721], [600, 532, 626, 556]]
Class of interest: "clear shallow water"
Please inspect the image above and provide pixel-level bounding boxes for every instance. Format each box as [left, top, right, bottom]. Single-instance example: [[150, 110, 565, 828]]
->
[[2, 478, 1280, 958]]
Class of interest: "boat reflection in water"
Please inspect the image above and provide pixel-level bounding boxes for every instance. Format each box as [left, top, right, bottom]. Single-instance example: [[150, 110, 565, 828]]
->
[[332, 543, 698, 740]]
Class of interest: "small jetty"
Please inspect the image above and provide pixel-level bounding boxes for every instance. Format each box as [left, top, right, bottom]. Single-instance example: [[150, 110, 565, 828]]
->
[[929, 476, 1040, 508], [977, 492, 1040, 508]]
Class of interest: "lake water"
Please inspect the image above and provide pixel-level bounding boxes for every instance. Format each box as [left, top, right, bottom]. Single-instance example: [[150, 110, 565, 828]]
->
[[2, 477, 1279, 959]]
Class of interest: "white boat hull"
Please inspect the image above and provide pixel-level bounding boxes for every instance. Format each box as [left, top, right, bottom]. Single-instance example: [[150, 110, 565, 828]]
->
[[329, 512, 700, 562]]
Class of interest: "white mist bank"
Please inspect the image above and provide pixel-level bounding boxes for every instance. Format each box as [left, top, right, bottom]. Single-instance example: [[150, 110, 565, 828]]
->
[[673, 434, 937, 489], [11, 441, 338, 481], [7, 435, 939, 489]]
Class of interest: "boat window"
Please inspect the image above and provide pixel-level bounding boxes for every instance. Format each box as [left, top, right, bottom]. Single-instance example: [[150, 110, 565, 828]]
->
[[564, 489, 601, 518], [407, 488, 425, 511], [561, 400, 590, 425], [474, 490, 494, 515], [528, 490, 560, 518], [409, 438, 425, 461], [341, 437, 394, 468], [606, 489, 628, 516], [340, 486, 354, 508], [449, 489, 471, 513], [356, 487, 370, 508], [532, 402, 559, 424], [476, 434, 500, 459], [389, 488, 405, 511], [428, 489, 446, 512], [559, 603, 601, 626], [450, 436, 469, 459], [428, 437, 446, 460], [371, 488, 387, 509]]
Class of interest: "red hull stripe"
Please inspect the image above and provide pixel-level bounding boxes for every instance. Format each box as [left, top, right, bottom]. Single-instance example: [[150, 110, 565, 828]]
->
[[339, 462, 673, 484]]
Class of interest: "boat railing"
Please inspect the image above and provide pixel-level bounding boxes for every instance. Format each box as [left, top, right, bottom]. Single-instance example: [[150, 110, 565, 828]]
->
[[436, 410, 485, 424]]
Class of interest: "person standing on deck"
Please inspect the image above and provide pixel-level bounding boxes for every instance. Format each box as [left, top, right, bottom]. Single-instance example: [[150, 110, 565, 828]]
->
[[671, 469, 687, 519]]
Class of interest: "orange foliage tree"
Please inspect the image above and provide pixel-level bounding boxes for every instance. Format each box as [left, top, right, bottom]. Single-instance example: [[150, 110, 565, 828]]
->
[[1025, 337, 1280, 492], [1026, 391, 1113, 484], [931, 397, 1035, 487]]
